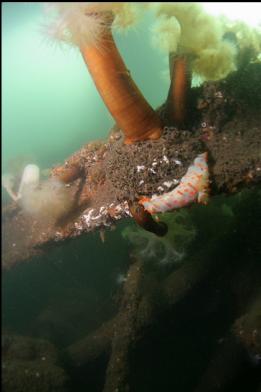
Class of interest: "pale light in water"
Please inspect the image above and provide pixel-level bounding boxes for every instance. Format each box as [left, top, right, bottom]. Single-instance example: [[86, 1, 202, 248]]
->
[[202, 2, 261, 27]]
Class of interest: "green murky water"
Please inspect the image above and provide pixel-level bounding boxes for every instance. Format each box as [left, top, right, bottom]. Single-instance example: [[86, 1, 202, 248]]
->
[[2, 3, 261, 392]]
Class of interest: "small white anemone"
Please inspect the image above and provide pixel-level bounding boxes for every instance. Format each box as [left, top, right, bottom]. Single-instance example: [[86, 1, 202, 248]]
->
[[17, 164, 40, 199], [2, 173, 18, 202], [2, 164, 72, 221], [2, 164, 40, 202]]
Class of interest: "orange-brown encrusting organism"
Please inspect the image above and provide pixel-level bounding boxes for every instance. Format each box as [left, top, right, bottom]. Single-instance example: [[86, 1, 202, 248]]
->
[[52, 164, 82, 184]]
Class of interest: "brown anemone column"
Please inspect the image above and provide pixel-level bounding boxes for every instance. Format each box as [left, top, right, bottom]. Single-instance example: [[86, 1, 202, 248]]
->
[[80, 13, 162, 144], [166, 54, 192, 127]]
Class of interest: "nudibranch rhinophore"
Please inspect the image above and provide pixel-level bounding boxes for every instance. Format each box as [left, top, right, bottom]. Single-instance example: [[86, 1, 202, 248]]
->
[[139, 152, 209, 214], [128, 201, 168, 237]]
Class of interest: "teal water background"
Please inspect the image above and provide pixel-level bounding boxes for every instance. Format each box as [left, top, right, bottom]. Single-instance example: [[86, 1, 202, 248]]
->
[[2, 3, 167, 178]]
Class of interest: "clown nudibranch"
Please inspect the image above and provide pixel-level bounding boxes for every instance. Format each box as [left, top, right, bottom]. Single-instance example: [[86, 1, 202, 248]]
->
[[139, 152, 209, 214]]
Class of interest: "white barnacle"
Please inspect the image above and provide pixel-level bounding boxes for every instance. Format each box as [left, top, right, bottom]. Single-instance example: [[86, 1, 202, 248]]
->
[[87, 208, 94, 215], [115, 205, 122, 212], [152, 162, 158, 167], [74, 222, 82, 229], [137, 165, 145, 172], [139, 180, 144, 185], [157, 186, 164, 192], [149, 168, 157, 174], [91, 213, 102, 220], [163, 155, 169, 164], [163, 181, 173, 188], [174, 159, 182, 165], [83, 209, 94, 225]]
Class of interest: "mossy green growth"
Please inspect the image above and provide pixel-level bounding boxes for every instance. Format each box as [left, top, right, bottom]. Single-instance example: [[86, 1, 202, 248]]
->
[[122, 209, 196, 265]]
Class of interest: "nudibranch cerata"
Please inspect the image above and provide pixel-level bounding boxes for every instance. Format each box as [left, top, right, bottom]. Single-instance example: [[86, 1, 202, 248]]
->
[[139, 152, 209, 214]]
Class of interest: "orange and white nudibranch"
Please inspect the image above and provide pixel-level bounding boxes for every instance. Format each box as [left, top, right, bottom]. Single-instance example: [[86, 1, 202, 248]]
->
[[139, 152, 209, 214]]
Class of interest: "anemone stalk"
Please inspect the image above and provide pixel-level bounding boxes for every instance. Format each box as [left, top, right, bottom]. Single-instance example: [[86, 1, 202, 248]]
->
[[166, 54, 192, 127], [80, 14, 163, 144]]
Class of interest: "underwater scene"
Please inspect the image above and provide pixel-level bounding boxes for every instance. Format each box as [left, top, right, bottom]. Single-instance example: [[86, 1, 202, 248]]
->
[[2, 2, 261, 392]]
